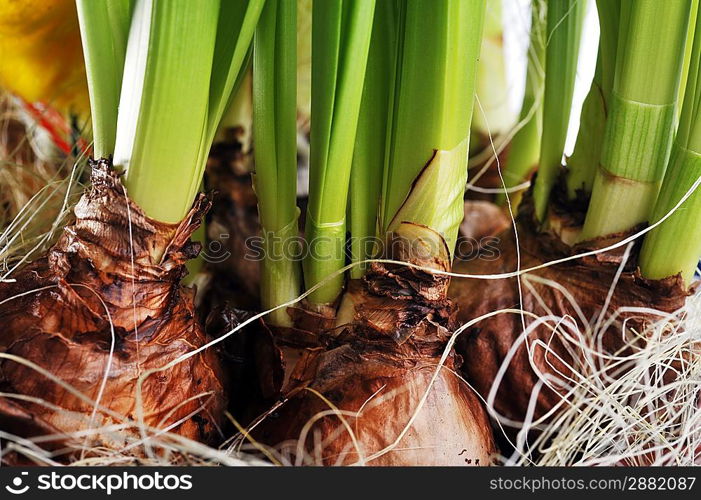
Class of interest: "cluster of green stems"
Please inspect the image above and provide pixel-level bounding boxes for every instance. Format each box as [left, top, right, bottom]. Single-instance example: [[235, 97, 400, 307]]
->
[[78, 0, 701, 329], [262, 0, 487, 318], [523, 0, 701, 285]]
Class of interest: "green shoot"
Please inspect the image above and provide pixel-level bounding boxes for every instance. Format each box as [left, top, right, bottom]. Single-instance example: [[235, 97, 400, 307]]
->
[[348, 0, 397, 279], [253, 0, 301, 326], [566, 0, 621, 198], [580, 0, 692, 239], [76, 0, 134, 158], [303, 0, 376, 305], [640, 6, 701, 283], [532, 0, 585, 222], [381, 0, 486, 256], [109, 0, 263, 225]]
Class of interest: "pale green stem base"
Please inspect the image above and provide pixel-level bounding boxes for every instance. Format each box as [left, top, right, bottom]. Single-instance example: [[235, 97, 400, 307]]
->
[[386, 140, 468, 256], [579, 171, 659, 241], [349, 230, 378, 280], [303, 216, 346, 305], [580, 95, 676, 239], [261, 216, 302, 326], [640, 145, 701, 283]]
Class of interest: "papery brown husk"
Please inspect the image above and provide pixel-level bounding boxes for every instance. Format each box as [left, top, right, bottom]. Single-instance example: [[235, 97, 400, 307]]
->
[[449, 190, 690, 425], [254, 224, 496, 466], [0, 160, 226, 458]]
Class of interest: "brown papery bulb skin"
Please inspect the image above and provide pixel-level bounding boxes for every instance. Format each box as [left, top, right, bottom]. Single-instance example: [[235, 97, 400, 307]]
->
[[449, 192, 689, 425], [0, 160, 226, 456], [256, 224, 496, 466]]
